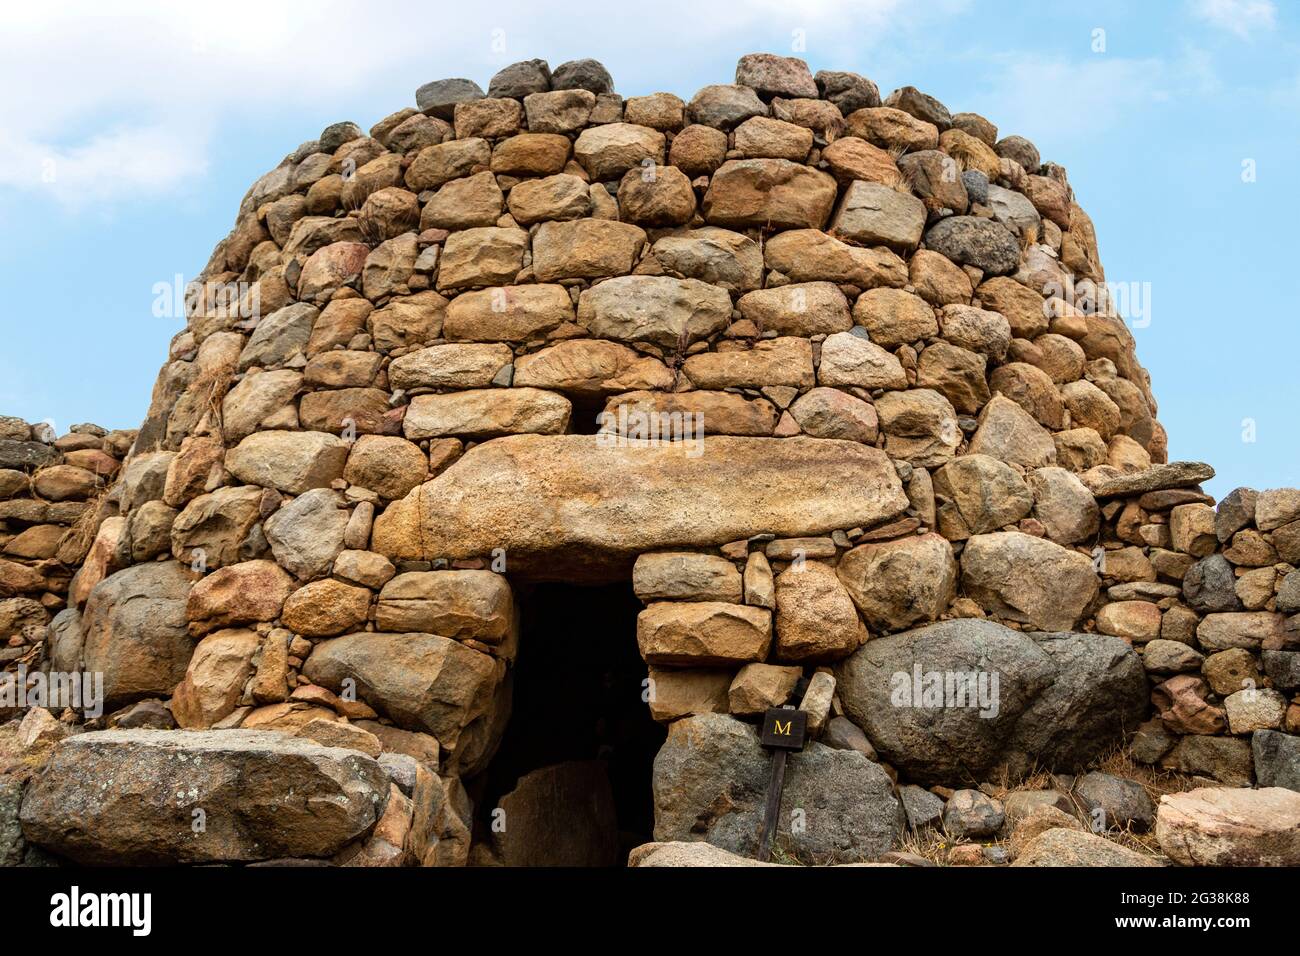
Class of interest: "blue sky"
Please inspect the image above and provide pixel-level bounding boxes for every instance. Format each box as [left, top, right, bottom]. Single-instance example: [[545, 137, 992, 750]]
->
[[0, 0, 1295, 498]]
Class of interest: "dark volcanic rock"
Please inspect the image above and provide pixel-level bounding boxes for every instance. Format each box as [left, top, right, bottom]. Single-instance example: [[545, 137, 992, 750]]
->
[[814, 70, 881, 114], [923, 216, 1020, 276], [551, 58, 614, 94], [834, 619, 1147, 786], [416, 78, 485, 119], [652, 712, 903, 863], [0, 440, 59, 471], [488, 59, 552, 98], [1183, 554, 1242, 613], [1075, 771, 1156, 831], [1253, 730, 1300, 793]]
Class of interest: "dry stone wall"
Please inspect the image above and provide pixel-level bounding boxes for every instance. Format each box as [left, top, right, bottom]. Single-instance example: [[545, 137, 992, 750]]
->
[[0, 418, 132, 704], [2, 51, 1298, 867]]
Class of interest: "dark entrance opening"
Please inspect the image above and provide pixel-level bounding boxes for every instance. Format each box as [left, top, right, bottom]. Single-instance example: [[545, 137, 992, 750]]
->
[[473, 581, 665, 866], [564, 393, 608, 435]]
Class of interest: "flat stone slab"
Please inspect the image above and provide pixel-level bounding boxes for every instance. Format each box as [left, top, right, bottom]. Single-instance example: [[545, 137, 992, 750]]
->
[[19, 729, 389, 865], [1156, 786, 1300, 866], [1011, 828, 1163, 867], [627, 841, 900, 866], [1082, 461, 1214, 498], [628, 841, 782, 866], [372, 435, 908, 578]]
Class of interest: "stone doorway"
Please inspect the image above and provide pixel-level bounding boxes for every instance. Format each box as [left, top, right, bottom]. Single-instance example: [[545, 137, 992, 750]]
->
[[472, 581, 665, 866], [563, 393, 609, 435]]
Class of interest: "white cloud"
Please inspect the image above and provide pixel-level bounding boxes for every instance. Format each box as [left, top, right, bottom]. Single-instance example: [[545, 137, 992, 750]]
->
[[1192, 0, 1277, 38], [0, 0, 928, 206], [1178, 42, 1222, 95], [974, 41, 1237, 151], [977, 54, 1170, 146], [0, 124, 210, 205]]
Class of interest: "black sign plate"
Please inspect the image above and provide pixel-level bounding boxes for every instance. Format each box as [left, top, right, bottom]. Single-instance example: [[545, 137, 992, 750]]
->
[[760, 708, 807, 750]]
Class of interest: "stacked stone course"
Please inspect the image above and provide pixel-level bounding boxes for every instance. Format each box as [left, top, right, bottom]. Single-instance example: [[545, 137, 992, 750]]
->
[[2, 52, 1298, 867], [0, 417, 132, 694]]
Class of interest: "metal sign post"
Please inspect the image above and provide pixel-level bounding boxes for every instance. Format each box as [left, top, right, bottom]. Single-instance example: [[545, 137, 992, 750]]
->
[[757, 705, 807, 861]]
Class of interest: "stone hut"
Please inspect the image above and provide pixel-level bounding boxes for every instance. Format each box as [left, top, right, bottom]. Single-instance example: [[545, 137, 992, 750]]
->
[[2, 52, 1298, 868]]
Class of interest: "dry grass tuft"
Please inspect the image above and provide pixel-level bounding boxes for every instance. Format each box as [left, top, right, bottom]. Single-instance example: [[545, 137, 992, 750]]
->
[[896, 827, 954, 865], [769, 845, 805, 866], [885, 145, 918, 195], [899, 745, 1201, 866], [1017, 221, 1041, 252], [188, 363, 235, 445], [938, 137, 984, 177], [58, 484, 111, 564], [345, 186, 414, 248]]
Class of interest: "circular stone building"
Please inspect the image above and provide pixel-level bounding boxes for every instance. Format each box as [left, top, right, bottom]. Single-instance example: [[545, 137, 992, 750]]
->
[[5, 53, 1299, 868]]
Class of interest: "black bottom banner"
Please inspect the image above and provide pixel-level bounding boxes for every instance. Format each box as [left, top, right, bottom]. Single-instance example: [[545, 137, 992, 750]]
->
[[2, 863, 1284, 944]]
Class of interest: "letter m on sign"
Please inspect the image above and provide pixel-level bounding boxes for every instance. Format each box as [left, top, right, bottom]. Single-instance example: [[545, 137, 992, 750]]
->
[[760, 708, 807, 750]]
